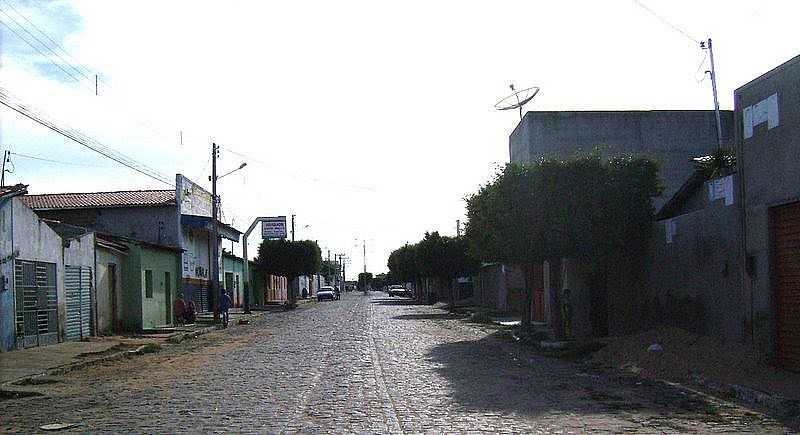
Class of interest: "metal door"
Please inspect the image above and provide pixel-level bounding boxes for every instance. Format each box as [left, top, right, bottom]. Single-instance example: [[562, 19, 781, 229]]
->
[[771, 202, 800, 370], [65, 266, 92, 341], [14, 260, 58, 348]]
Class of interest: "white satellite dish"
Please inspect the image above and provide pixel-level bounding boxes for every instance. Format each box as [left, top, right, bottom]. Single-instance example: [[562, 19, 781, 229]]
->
[[495, 84, 540, 119]]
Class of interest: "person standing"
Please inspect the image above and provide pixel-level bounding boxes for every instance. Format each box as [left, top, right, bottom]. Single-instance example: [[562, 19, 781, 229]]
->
[[220, 291, 232, 327]]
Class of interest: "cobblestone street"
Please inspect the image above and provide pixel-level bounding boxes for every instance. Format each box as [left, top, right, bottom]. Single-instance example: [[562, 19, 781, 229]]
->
[[2, 293, 792, 433]]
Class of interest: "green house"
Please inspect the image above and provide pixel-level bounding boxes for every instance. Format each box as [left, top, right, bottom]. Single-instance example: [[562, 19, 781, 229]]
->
[[119, 239, 182, 331], [222, 252, 245, 308]]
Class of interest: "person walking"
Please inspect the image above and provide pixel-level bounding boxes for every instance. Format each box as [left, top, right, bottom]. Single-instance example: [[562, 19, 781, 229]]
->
[[220, 291, 232, 327]]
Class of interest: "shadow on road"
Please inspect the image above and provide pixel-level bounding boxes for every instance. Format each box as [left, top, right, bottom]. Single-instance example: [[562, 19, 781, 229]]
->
[[393, 313, 467, 321], [371, 297, 428, 306], [419, 331, 792, 431]]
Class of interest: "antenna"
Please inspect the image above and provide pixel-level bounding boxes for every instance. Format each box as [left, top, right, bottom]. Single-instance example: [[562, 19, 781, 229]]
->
[[495, 84, 540, 119]]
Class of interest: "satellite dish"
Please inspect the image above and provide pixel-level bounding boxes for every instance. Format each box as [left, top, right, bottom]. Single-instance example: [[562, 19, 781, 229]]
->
[[495, 84, 539, 119]]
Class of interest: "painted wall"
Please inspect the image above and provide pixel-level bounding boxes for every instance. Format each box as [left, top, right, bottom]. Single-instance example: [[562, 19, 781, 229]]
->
[[119, 243, 143, 331], [1, 197, 65, 350], [95, 246, 125, 334], [735, 55, 800, 357], [509, 110, 734, 210], [223, 254, 244, 307], [139, 246, 180, 329]]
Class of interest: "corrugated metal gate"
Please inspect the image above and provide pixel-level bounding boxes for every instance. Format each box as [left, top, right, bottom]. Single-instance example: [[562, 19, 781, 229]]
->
[[14, 260, 58, 348], [65, 266, 92, 341], [771, 201, 800, 371]]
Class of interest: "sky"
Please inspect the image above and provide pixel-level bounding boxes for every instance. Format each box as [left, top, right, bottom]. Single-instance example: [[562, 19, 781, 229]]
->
[[1, 0, 798, 279]]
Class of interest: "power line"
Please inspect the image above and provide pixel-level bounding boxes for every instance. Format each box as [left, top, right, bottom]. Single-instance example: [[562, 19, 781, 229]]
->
[[632, 0, 700, 44], [0, 87, 174, 186], [10, 151, 108, 167], [0, 0, 95, 81], [0, 16, 90, 89]]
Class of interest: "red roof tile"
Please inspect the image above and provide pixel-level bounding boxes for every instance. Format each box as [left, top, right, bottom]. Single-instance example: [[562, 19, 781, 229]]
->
[[0, 183, 28, 198], [22, 189, 175, 210]]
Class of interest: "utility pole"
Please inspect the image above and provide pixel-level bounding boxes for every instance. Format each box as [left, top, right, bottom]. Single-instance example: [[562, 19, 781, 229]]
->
[[210, 143, 220, 318], [1, 150, 9, 187], [703, 38, 724, 150], [291, 214, 296, 241], [363, 240, 367, 273], [95, 74, 98, 96], [456, 219, 461, 237]]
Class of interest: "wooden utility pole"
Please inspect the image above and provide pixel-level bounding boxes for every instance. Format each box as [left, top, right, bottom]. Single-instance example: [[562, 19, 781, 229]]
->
[[210, 143, 220, 318], [0, 150, 9, 187], [291, 214, 296, 241]]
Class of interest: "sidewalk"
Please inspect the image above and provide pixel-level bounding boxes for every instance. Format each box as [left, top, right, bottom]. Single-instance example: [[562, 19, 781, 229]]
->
[[1, 310, 267, 387]]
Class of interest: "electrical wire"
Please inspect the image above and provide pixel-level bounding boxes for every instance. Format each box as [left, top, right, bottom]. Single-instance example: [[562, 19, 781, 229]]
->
[[0, 87, 174, 186], [632, 0, 700, 44], [219, 145, 377, 193], [0, 16, 91, 89], [10, 151, 108, 167], [0, 0, 95, 81]]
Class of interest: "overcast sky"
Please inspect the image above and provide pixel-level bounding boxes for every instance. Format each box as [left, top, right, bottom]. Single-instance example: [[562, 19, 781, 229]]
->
[[1, 0, 798, 278]]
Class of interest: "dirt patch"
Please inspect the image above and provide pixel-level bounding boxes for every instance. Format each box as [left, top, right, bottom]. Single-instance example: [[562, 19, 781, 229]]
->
[[0, 389, 44, 401], [590, 326, 800, 401], [75, 343, 136, 359]]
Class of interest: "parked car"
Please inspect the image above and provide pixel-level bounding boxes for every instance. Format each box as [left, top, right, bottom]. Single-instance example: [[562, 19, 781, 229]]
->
[[317, 286, 339, 301], [387, 284, 411, 297]]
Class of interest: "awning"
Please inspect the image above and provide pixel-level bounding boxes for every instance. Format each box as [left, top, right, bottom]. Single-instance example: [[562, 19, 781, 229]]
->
[[181, 214, 241, 242]]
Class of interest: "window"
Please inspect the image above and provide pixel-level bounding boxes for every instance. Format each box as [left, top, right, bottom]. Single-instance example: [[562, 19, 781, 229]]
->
[[164, 271, 171, 294], [144, 270, 154, 298]]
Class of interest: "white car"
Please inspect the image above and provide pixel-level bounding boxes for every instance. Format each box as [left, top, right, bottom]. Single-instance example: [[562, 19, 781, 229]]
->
[[317, 286, 340, 301], [387, 285, 411, 297]]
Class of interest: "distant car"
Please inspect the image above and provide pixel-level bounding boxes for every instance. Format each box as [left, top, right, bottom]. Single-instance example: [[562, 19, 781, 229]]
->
[[317, 286, 339, 301], [387, 285, 411, 297]]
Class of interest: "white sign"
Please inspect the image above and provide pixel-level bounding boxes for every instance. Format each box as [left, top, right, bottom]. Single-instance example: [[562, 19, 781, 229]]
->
[[707, 175, 734, 206], [665, 218, 677, 244], [743, 93, 779, 139], [261, 216, 287, 239], [177, 174, 213, 217]]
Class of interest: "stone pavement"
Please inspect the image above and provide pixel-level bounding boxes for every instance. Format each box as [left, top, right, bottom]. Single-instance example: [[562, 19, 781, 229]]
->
[[1, 293, 794, 433]]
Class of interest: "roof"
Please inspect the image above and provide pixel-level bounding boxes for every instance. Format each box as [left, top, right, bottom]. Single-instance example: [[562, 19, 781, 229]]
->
[[0, 183, 28, 199], [96, 232, 183, 253], [22, 189, 175, 210], [181, 214, 241, 241]]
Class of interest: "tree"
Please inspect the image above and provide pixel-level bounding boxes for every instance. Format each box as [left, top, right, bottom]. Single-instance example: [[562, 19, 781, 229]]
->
[[256, 239, 322, 303], [358, 272, 373, 290], [388, 243, 418, 284], [372, 273, 388, 291], [319, 260, 340, 283], [465, 151, 662, 334]]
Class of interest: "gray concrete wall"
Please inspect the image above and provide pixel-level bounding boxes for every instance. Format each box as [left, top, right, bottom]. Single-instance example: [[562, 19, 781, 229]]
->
[[509, 110, 734, 210], [648, 175, 744, 344], [735, 55, 800, 357], [35, 206, 179, 248]]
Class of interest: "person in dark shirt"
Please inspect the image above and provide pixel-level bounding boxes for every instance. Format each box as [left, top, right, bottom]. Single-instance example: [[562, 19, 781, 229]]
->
[[220, 291, 232, 327]]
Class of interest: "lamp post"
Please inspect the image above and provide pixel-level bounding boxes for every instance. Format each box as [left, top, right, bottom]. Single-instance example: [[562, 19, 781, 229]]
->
[[209, 143, 246, 318]]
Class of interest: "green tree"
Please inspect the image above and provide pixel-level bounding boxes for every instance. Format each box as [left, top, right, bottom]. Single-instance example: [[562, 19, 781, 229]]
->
[[465, 151, 662, 334], [319, 260, 340, 283], [256, 239, 322, 303], [358, 272, 373, 289], [372, 273, 388, 290]]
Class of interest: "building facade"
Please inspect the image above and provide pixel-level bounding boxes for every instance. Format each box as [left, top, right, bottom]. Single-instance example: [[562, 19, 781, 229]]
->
[[734, 54, 800, 370]]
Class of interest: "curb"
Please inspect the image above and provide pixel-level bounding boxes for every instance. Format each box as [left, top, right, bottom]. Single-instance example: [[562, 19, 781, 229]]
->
[[2, 325, 223, 389], [166, 325, 220, 344], [727, 383, 800, 419]]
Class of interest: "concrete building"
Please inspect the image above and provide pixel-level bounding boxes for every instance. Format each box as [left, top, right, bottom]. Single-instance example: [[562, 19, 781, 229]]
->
[[1, 184, 64, 351], [114, 236, 182, 331], [23, 174, 240, 313], [734, 54, 800, 370], [222, 252, 245, 308], [509, 110, 734, 210]]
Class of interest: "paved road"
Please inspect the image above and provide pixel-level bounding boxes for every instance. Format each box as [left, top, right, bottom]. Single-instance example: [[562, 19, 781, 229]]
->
[[2, 293, 791, 433]]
